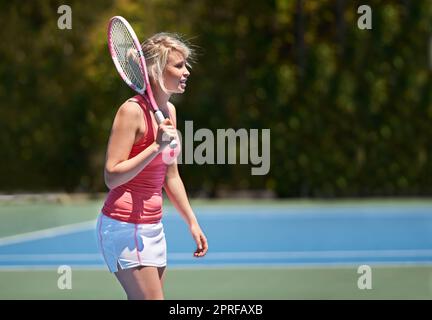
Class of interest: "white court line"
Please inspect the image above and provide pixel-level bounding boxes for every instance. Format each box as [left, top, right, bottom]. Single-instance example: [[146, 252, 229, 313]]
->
[[170, 250, 432, 260], [0, 220, 96, 247], [1, 250, 432, 262], [2, 260, 432, 271]]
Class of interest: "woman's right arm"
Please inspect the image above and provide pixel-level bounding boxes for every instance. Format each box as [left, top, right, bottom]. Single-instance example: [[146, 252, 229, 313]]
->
[[104, 102, 160, 190]]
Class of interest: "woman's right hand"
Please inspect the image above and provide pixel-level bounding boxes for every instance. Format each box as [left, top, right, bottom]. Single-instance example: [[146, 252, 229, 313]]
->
[[155, 118, 178, 149]]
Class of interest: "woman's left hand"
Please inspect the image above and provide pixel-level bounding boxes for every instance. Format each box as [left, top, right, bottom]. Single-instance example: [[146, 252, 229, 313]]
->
[[189, 223, 208, 257]]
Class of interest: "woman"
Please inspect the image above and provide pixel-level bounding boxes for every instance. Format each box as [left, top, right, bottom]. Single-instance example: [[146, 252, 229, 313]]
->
[[96, 33, 208, 300]]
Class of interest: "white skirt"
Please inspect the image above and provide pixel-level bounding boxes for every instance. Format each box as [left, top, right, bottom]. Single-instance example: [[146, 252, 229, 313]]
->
[[96, 213, 167, 273]]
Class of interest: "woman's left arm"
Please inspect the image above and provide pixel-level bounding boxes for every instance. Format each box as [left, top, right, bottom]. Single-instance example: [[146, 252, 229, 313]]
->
[[163, 102, 208, 257], [164, 163, 208, 257]]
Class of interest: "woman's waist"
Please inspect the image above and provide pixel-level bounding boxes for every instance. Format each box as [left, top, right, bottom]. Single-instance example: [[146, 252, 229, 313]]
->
[[103, 188, 163, 216], [98, 212, 164, 231], [108, 184, 163, 199]]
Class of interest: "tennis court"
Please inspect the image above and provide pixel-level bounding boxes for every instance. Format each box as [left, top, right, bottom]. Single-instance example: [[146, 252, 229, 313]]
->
[[1, 199, 431, 299]]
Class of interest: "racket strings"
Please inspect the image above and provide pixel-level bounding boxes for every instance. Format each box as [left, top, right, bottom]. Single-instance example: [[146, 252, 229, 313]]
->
[[110, 20, 144, 90]]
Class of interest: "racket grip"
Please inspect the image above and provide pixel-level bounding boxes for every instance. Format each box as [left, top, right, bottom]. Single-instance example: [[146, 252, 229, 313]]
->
[[154, 110, 177, 149], [154, 110, 165, 124]]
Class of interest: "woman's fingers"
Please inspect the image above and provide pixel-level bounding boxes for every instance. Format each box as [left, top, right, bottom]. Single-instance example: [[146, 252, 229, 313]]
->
[[162, 128, 177, 142], [162, 118, 173, 126], [194, 233, 202, 249], [157, 120, 178, 145], [193, 233, 208, 257], [201, 234, 208, 254]]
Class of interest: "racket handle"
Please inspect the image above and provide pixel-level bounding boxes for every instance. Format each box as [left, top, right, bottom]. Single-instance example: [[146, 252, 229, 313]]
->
[[154, 110, 177, 149], [154, 110, 165, 123]]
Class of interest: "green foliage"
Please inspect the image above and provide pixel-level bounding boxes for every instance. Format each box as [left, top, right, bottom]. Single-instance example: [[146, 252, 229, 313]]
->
[[0, 0, 431, 197]]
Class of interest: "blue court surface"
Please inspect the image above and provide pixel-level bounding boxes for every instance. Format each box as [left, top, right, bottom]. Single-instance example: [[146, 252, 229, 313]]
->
[[1, 202, 432, 269]]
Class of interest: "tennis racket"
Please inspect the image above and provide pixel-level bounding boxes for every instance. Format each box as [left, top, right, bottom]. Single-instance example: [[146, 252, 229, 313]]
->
[[107, 16, 177, 149]]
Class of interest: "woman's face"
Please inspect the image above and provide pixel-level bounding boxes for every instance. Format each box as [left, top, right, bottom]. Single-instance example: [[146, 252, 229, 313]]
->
[[163, 50, 190, 94]]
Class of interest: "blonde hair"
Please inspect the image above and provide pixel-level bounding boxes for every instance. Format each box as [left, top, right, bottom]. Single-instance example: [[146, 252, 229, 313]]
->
[[141, 32, 195, 93]]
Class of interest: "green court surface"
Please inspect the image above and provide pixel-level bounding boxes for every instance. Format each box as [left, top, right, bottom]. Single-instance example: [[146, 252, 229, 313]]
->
[[1, 266, 431, 299]]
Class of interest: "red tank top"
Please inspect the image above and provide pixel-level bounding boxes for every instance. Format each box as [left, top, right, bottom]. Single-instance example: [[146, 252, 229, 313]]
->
[[101, 95, 180, 224]]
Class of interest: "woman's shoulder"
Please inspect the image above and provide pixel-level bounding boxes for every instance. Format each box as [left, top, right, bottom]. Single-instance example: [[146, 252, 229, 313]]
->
[[125, 95, 146, 109], [115, 98, 143, 122]]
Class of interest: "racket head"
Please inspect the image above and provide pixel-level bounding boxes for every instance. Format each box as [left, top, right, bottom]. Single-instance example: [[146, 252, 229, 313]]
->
[[107, 16, 150, 95], [107, 16, 175, 150]]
